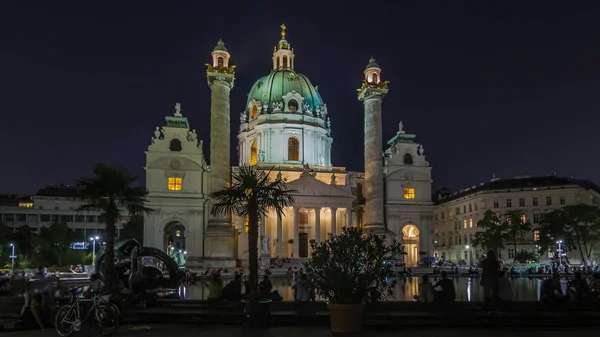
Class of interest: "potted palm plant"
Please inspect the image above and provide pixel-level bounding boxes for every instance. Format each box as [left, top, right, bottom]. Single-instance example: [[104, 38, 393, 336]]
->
[[211, 165, 295, 327], [303, 228, 402, 333]]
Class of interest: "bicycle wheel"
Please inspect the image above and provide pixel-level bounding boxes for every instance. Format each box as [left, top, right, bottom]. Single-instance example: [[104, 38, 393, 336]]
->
[[55, 306, 77, 337], [94, 304, 119, 336]]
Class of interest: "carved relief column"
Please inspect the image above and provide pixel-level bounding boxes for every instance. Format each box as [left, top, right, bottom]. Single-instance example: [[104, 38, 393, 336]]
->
[[277, 214, 283, 257], [330, 207, 337, 236], [358, 57, 388, 233], [293, 206, 300, 258], [315, 207, 321, 242]]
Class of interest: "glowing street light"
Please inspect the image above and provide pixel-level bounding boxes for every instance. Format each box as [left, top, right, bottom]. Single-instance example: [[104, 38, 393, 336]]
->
[[9, 243, 16, 273], [90, 236, 100, 266], [556, 240, 563, 264]]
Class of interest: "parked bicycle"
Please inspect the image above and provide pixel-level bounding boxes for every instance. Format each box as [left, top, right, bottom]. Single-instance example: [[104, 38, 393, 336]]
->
[[55, 286, 119, 337]]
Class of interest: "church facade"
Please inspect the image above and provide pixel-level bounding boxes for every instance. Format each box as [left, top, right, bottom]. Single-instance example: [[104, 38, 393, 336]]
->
[[143, 26, 434, 267]]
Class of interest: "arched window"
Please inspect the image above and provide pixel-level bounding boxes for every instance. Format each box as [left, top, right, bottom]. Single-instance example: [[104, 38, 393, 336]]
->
[[283, 56, 288, 68], [276, 57, 280, 68], [372, 73, 378, 83], [250, 105, 258, 119], [250, 140, 258, 166], [287, 137, 299, 161], [169, 139, 182, 152], [403, 153, 413, 165], [217, 56, 224, 67]]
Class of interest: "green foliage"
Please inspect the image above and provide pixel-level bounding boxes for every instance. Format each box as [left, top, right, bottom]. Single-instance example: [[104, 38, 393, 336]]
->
[[304, 228, 403, 304], [77, 163, 152, 290], [210, 165, 295, 301], [119, 215, 144, 243], [472, 210, 506, 254], [503, 210, 533, 262], [0, 222, 8, 256], [514, 250, 539, 263], [82, 253, 93, 265], [538, 204, 600, 263], [39, 222, 75, 266], [18, 255, 33, 270]]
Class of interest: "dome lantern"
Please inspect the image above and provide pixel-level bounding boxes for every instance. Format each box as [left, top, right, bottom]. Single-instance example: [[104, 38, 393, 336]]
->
[[272, 24, 295, 70], [364, 56, 381, 84], [211, 39, 231, 68]]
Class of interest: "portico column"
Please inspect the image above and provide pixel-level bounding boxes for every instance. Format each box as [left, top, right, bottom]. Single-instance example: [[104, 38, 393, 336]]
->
[[330, 207, 337, 236], [347, 208, 353, 228], [293, 206, 300, 258], [315, 207, 321, 242], [277, 214, 283, 257], [260, 216, 266, 237]]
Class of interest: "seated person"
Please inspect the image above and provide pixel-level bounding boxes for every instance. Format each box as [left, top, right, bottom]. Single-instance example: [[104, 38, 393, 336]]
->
[[222, 274, 243, 301], [540, 273, 566, 308], [258, 275, 282, 301], [568, 271, 589, 301], [497, 270, 513, 310], [433, 271, 456, 306]]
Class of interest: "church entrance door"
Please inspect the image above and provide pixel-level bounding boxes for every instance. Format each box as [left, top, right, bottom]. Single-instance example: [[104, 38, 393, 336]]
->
[[299, 233, 309, 258]]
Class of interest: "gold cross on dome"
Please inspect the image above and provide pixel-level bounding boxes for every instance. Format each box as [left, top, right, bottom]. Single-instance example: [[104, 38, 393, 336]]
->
[[280, 24, 287, 38]]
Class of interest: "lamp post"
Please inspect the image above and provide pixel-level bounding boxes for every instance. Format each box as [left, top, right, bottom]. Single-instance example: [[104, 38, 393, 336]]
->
[[90, 236, 100, 266], [465, 245, 472, 266], [9, 243, 16, 273], [556, 240, 563, 265]]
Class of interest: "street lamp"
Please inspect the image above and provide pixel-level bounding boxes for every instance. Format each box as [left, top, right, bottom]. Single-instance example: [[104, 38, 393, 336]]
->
[[465, 245, 472, 265], [556, 240, 563, 264], [90, 236, 100, 266], [9, 243, 16, 273]]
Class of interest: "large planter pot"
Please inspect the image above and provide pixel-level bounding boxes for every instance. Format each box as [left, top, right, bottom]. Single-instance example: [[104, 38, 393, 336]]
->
[[327, 303, 364, 333]]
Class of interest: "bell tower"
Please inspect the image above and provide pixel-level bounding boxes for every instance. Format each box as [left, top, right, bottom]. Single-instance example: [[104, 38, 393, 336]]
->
[[204, 39, 236, 266], [357, 57, 390, 232]]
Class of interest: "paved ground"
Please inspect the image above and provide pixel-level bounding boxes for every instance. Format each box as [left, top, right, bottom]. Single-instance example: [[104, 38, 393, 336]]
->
[[2, 324, 600, 337]]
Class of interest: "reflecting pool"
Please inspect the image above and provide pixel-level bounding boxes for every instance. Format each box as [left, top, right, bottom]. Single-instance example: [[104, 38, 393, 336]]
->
[[177, 276, 558, 301]]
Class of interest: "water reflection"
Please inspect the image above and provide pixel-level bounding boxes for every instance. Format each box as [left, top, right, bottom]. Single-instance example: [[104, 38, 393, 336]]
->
[[178, 276, 564, 301]]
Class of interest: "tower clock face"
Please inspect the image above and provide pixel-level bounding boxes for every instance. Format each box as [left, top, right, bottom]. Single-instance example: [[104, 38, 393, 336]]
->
[[170, 160, 181, 169]]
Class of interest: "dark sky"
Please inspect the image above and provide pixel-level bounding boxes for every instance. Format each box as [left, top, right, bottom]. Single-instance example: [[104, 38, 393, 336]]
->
[[2, 1, 599, 194]]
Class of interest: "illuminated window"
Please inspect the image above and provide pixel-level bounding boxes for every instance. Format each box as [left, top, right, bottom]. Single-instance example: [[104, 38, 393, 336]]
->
[[463, 219, 467, 229], [244, 216, 249, 233], [283, 56, 288, 68], [18, 202, 33, 208], [168, 177, 182, 191], [250, 140, 258, 165], [250, 105, 258, 119], [217, 56, 224, 67], [469, 218, 473, 228], [521, 214, 527, 223], [533, 229, 540, 241], [176, 230, 181, 237], [287, 137, 299, 161], [403, 187, 415, 199]]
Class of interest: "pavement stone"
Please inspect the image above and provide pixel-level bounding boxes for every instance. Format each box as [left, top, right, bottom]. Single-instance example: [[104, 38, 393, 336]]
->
[[1, 324, 600, 337]]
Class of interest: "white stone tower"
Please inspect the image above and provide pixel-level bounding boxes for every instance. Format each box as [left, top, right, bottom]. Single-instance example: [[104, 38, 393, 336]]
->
[[204, 39, 236, 266], [357, 57, 389, 232]]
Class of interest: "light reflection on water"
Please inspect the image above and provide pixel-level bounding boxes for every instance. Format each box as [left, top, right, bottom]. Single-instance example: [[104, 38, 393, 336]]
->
[[178, 276, 560, 301]]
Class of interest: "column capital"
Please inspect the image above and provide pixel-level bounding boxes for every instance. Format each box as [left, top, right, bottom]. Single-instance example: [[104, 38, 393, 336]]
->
[[314, 206, 321, 211]]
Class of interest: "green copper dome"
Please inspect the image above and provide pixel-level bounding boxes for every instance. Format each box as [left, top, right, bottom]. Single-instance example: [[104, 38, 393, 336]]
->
[[366, 57, 379, 69], [247, 69, 324, 114], [213, 39, 228, 52]]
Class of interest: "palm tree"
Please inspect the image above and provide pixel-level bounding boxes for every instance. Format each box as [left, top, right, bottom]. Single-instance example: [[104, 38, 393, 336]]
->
[[77, 163, 152, 290], [211, 166, 295, 305]]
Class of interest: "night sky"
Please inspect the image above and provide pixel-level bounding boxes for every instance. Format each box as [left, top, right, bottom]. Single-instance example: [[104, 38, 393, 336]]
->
[[2, 1, 599, 194]]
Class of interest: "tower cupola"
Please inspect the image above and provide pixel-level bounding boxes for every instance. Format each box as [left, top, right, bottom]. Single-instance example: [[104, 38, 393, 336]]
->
[[272, 24, 295, 70], [364, 56, 381, 84], [211, 39, 231, 68]]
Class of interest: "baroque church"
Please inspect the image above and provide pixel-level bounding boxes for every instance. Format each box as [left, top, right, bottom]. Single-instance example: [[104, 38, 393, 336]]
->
[[142, 25, 434, 268]]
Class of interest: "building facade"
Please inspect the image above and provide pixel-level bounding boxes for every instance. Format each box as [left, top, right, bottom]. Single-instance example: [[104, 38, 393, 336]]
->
[[434, 176, 600, 265], [0, 185, 112, 240], [140, 25, 435, 267]]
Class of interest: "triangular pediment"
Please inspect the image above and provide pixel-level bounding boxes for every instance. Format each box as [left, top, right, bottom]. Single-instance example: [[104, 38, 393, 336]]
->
[[286, 174, 354, 199]]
